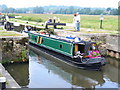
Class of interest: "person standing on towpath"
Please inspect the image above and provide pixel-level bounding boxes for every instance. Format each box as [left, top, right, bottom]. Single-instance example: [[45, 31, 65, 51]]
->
[[73, 12, 80, 31]]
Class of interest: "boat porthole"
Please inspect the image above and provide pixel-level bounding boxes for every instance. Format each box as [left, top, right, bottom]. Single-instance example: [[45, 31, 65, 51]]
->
[[60, 44, 62, 48], [42, 39, 44, 43]]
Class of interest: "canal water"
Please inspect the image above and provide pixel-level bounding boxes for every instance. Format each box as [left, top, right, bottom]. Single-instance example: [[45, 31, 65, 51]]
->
[[3, 45, 119, 89]]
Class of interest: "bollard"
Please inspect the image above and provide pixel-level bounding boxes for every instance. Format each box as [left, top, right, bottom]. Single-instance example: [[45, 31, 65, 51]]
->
[[0, 77, 6, 89]]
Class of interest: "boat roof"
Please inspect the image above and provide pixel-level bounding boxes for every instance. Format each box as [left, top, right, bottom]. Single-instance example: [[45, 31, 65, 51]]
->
[[29, 31, 96, 46]]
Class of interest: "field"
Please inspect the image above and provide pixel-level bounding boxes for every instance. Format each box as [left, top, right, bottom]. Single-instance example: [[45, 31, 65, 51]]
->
[[14, 14, 118, 31]]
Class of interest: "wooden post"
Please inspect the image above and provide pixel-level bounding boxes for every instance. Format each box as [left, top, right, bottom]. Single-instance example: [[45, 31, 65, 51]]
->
[[100, 20, 103, 29], [100, 15, 104, 29], [54, 24, 57, 29]]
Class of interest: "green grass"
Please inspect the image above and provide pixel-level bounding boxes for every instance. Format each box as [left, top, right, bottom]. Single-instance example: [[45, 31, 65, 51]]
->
[[13, 14, 118, 31], [0, 31, 23, 36], [19, 16, 43, 22]]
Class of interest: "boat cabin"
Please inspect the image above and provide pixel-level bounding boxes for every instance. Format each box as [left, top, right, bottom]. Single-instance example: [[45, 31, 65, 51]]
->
[[74, 42, 101, 58]]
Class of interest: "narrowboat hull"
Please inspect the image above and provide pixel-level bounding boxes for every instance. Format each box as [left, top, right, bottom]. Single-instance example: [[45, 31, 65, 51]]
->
[[28, 32, 106, 70], [29, 41, 105, 71]]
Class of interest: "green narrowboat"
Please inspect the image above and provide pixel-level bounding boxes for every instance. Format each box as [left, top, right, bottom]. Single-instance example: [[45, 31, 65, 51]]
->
[[28, 31, 106, 70]]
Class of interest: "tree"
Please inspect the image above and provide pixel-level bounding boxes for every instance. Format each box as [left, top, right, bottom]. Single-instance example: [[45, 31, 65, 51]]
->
[[8, 8, 15, 13], [118, 6, 120, 15], [1, 4, 7, 9], [0, 4, 8, 13], [91, 9, 104, 15], [106, 7, 111, 11], [0, 4, 119, 15], [110, 9, 118, 15], [15, 8, 27, 13], [78, 8, 91, 15], [33, 6, 44, 14], [106, 7, 111, 14]]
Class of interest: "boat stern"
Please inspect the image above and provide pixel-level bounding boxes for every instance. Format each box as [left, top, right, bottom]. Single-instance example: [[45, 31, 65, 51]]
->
[[82, 57, 106, 66]]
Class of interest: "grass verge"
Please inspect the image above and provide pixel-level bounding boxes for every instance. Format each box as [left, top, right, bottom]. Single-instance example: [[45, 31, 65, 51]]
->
[[0, 31, 23, 36]]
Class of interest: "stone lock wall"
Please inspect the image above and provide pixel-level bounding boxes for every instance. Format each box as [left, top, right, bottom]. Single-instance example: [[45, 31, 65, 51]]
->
[[106, 34, 120, 59], [0, 37, 29, 63]]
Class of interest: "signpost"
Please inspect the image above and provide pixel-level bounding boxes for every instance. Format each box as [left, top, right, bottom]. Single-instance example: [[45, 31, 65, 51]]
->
[[100, 15, 104, 29]]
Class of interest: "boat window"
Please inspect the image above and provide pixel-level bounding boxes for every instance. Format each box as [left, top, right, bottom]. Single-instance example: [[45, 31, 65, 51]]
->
[[78, 44, 85, 53], [34, 37, 37, 41], [42, 39, 44, 43], [60, 44, 62, 48]]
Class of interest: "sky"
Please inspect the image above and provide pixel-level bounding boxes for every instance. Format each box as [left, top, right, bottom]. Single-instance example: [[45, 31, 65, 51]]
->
[[0, 0, 119, 8]]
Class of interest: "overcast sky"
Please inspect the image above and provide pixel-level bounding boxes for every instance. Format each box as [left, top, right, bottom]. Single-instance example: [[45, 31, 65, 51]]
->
[[0, 0, 119, 8]]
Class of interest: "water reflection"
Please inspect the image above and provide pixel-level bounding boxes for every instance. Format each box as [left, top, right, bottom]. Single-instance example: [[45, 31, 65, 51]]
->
[[28, 51, 105, 88], [4, 45, 119, 88], [103, 58, 119, 83], [4, 63, 29, 87]]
